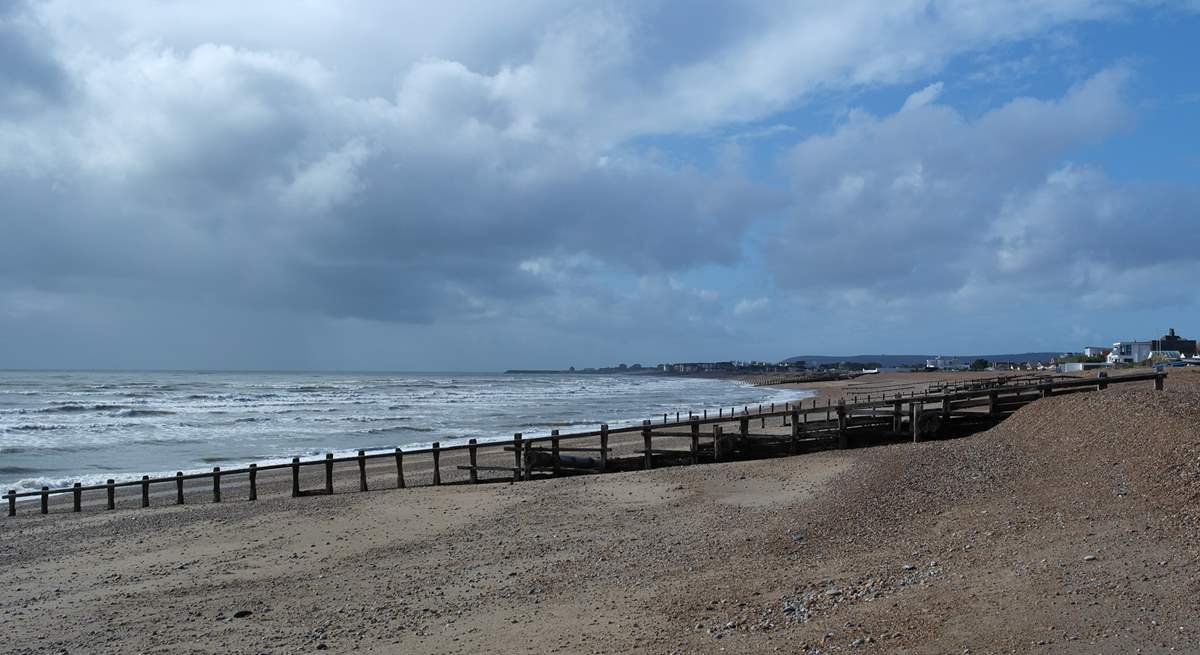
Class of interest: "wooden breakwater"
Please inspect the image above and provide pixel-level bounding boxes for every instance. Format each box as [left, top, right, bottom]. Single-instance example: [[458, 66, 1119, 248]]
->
[[3, 371, 1165, 517]]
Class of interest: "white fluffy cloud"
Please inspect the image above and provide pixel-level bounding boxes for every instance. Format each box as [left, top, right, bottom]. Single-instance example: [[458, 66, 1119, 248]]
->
[[0, 0, 1195, 368]]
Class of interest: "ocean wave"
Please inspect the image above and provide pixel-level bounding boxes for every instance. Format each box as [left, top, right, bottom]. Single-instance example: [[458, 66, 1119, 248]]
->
[[365, 425, 435, 434], [0, 466, 45, 475], [114, 409, 176, 418], [7, 423, 67, 431], [38, 403, 128, 414]]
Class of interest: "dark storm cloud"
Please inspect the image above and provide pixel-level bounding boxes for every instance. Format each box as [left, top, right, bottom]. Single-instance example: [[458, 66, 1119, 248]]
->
[[1, 1, 1197, 369]]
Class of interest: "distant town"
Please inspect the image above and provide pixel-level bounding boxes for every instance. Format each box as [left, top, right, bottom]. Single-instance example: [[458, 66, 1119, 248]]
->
[[506, 328, 1200, 376]]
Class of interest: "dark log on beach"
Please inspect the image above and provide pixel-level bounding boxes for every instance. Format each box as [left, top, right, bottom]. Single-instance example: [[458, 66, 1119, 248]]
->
[[525, 450, 598, 470]]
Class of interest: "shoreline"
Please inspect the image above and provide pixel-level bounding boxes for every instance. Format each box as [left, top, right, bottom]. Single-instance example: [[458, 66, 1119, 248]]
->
[[1, 369, 1194, 653], [2, 371, 816, 494]]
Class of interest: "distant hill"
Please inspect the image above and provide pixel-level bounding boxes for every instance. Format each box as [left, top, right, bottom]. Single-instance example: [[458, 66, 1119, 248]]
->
[[781, 353, 1066, 367]]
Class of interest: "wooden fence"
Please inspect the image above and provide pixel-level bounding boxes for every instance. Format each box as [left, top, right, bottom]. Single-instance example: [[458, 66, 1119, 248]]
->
[[3, 370, 1165, 517]]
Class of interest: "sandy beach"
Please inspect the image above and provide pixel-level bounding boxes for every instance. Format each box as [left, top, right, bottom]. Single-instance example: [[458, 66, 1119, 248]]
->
[[3, 369, 1198, 653]]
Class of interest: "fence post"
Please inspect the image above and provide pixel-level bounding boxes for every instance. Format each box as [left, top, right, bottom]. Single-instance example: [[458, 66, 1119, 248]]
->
[[941, 394, 951, 421], [987, 391, 998, 420], [911, 402, 921, 443], [790, 410, 801, 454], [1155, 372, 1165, 391], [432, 442, 442, 486], [599, 425, 609, 471], [690, 418, 700, 465], [141, 476, 150, 508], [41, 486, 49, 514], [468, 439, 479, 484], [523, 440, 534, 480], [7, 490, 14, 517], [739, 416, 749, 442], [176, 472, 185, 504], [1097, 371, 1108, 390], [395, 448, 405, 489], [72, 483, 81, 512], [713, 425, 725, 462], [106, 479, 115, 510], [892, 397, 903, 433], [357, 450, 368, 492], [512, 434, 523, 481], [248, 464, 258, 501], [551, 430, 561, 475], [324, 454, 334, 495], [291, 458, 300, 497], [212, 467, 221, 503], [642, 420, 653, 470], [836, 401, 848, 449]]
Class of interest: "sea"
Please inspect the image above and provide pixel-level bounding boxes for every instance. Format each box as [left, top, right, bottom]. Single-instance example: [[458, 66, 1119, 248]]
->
[[0, 371, 812, 494]]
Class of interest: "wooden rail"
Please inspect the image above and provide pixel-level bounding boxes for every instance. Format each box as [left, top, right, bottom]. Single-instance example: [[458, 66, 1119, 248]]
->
[[3, 370, 1165, 517]]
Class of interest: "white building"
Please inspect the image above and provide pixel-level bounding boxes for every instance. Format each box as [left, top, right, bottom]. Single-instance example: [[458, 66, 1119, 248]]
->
[[1082, 346, 1111, 358], [1107, 341, 1152, 365], [925, 356, 964, 370]]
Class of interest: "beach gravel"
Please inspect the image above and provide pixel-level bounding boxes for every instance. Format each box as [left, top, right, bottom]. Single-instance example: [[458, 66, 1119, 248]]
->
[[1, 369, 1198, 653]]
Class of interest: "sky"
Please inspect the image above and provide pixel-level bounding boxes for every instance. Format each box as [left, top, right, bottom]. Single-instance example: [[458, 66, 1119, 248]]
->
[[1, 0, 1198, 371]]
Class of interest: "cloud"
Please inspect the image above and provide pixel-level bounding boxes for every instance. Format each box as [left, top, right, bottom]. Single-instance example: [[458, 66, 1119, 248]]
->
[[734, 297, 769, 315], [0, 0, 1194, 368], [770, 68, 1137, 298]]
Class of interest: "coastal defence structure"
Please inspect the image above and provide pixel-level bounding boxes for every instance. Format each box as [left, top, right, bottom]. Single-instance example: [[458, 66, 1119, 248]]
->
[[4, 370, 1166, 518]]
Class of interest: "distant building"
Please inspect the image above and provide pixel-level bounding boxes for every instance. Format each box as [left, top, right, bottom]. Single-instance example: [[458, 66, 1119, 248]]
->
[[925, 356, 964, 371], [1107, 341, 1152, 365], [1148, 350, 1183, 362], [1082, 346, 1112, 358], [1058, 362, 1108, 373], [1151, 328, 1197, 357]]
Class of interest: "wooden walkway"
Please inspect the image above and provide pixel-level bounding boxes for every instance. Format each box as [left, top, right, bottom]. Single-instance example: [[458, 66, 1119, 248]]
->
[[4, 370, 1165, 517]]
